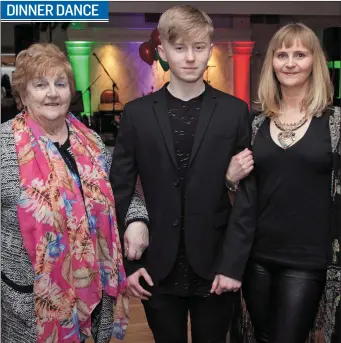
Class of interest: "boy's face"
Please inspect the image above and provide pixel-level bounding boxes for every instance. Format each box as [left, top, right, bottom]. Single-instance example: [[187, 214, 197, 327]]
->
[[158, 34, 213, 84]]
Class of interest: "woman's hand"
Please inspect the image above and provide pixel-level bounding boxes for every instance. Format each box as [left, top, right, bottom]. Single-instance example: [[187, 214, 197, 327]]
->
[[226, 148, 254, 183], [211, 274, 241, 295], [124, 221, 149, 260]]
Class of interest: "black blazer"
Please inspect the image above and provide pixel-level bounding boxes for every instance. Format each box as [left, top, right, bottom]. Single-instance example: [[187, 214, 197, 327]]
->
[[110, 83, 254, 283]]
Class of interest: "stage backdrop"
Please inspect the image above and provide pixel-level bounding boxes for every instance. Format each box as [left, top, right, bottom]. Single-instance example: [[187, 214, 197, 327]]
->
[[89, 42, 234, 113]]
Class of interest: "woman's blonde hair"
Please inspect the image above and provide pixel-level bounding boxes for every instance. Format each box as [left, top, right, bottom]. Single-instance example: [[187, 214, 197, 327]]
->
[[12, 43, 76, 110], [257, 23, 333, 117], [158, 5, 214, 44]]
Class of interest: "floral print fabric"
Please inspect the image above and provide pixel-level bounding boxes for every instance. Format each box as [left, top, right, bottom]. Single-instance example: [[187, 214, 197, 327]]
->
[[13, 112, 128, 342]]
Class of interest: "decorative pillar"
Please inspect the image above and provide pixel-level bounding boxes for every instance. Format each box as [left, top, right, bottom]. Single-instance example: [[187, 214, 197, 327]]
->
[[231, 41, 254, 108], [65, 41, 94, 117]]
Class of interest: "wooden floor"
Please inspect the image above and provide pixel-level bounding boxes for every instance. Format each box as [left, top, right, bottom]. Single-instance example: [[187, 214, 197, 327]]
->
[[86, 297, 154, 343], [87, 297, 192, 343], [111, 298, 154, 343], [87, 297, 232, 343]]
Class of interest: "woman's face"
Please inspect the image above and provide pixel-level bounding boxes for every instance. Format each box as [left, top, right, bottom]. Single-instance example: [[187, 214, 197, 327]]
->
[[21, 72, 71, 122], [272, 39, 313, 90]]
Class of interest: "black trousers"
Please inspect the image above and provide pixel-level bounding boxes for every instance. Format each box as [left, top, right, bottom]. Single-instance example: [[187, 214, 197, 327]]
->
[[142, 291, 238, 343], [242, 261, 326, 343]]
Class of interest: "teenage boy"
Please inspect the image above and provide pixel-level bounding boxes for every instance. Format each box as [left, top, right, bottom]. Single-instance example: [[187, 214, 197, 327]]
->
[[110, 5, 254, 343]]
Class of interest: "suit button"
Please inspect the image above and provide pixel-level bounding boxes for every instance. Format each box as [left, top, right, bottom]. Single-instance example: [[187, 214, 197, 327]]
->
[[173, 179, 179, 187], [173, 219, 179, 227]]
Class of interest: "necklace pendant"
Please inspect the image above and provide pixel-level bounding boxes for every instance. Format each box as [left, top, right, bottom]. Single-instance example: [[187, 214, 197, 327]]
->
[[278, 130, 296, 149]]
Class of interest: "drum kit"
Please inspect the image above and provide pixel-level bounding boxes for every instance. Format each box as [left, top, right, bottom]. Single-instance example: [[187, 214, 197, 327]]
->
[[96, 88, 123, 145]]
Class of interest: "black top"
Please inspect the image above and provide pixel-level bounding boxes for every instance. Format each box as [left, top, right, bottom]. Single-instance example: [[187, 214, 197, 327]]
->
[[251, 115, 333, 269], [53, 135, 83, 196], [167, 87, 203, 215], [157, 87, 213, 296]]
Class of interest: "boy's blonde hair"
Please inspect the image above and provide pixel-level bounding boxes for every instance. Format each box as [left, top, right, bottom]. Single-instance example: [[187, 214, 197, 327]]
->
[[158, 5, 214, 44], [257, 23, 333, 117]]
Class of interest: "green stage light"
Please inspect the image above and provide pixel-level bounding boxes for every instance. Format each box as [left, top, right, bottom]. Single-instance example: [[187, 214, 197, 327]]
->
[[333, 61, 340, 69], [328, 60, 341, 100], [71, 22, 88, 30], [65, 41, 94, 117]]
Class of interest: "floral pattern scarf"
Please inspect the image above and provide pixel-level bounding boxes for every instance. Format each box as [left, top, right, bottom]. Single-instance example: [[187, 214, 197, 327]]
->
[[13, 112, 128, 342]]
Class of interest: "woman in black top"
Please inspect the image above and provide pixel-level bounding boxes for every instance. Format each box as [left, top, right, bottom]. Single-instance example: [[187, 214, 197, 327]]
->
[[224, 24, 340, 343]]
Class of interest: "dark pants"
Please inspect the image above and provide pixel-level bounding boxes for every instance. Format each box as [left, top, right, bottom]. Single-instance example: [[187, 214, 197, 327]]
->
[[242, 261, 326, 343], [142, 291, 238, 343]]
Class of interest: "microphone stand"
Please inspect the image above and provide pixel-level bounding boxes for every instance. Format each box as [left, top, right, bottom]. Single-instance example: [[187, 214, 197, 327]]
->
[[82, 74, 101, 127], [93, 53, 118, 111], [205, 65, 216, 84]]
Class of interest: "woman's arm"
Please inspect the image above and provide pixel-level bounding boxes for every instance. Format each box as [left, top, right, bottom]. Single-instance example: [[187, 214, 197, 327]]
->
[[216, 105, 258, 282], [123, 183, 149, 261], [93, 131, 149, 226], [94, 131, 150, 261], [225, 148, 254, 204]]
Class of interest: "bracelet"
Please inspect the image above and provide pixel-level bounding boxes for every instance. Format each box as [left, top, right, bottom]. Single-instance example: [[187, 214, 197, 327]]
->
[[225, 176, 239, 192]]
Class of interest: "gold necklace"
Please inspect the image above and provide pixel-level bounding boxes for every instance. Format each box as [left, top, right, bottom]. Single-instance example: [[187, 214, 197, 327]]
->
[[273, 114, 308, 149]]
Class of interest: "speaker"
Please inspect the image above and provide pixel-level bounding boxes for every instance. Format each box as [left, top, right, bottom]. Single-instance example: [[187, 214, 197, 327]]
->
[[323, 27, 341, 61], [14, 24, 40, 56], [323, 27, 341, 107], [69, 91, 84, 115]]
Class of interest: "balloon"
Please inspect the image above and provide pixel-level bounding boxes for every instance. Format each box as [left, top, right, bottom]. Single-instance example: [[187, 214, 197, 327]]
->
[[150, 29, 161, 48], [154, 47, 159, 61], [159, 56, 170, 72], [139, 41, 155, 66], [153, 46, 169, 71], [154, 48, 169, 71]]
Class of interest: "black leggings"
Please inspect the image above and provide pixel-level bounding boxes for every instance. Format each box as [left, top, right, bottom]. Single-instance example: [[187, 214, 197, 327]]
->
[[242, 261, 326, 343]]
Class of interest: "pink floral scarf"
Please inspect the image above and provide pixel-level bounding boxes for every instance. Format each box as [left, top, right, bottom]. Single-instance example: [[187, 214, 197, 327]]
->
[[13, 112, 128, 342]]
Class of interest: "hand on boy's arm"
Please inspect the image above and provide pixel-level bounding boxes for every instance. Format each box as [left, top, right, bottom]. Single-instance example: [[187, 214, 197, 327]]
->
[[124, 221, 149, 260], [210, 274, 241, 295]]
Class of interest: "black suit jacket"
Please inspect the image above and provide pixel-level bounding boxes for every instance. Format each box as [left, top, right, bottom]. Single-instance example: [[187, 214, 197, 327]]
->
[[110, 83, 255, 283]]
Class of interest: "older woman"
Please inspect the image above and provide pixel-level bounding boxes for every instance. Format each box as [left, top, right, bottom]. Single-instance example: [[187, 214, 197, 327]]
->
[[224, 23, 340, 343], [0, 43, 147, 343]]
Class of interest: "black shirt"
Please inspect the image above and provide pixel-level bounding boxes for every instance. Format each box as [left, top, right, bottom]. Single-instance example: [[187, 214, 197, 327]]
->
[[53, 135, 82, 195], [157, 87, 213, 297], [251, 115, 333, 269]]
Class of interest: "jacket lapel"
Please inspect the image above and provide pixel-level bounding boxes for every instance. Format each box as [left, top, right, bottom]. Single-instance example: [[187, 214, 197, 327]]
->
[[153, 85, 178, 168], [189, 85, 217, 166]]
